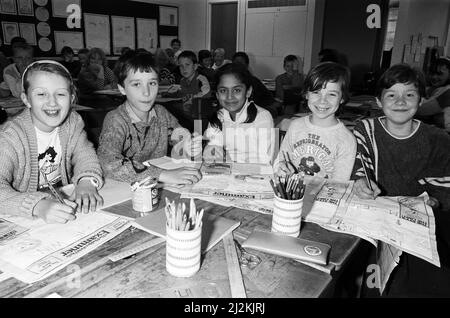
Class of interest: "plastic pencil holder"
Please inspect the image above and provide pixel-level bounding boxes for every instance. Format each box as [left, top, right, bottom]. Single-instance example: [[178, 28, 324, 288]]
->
[[165, 224, 202, 278], [131, 184, 159, 213], [271, 195, 303, 237]]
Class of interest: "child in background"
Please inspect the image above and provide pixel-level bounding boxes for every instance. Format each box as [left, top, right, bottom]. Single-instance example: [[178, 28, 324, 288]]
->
[[77, 47, 117, 94], [77, 48, 90, 68], [0, 60, 104, 222], [161, 50, 210, 110], [2, 42, 34, 97], [197, 49, 215, 85], [171, 39, 182, 64], [275, 55, 304, 104], [352, 64, 450, 297], [98, 51, 202, 186], [154, 48, 175, 85], [203, 63, 275, 164], [274, 62, 356, 181], [212, 48, 231, 70], [60, 46, 81, 78]]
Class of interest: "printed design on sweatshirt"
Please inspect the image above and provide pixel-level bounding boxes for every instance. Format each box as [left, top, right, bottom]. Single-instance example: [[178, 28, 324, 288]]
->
[[38, 146, 61, 188], [292, 133, 332, 178]]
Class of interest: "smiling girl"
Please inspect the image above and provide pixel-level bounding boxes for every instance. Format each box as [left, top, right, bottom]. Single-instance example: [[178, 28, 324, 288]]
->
[[0, 60, 104, 222], [203, 63, 275, 164], [274, 62, 356, 181]]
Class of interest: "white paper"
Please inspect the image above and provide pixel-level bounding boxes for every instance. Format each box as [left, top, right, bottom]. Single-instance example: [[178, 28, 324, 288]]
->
[[136, 18, 157, 53], [54, 31, 84, 54], [0, 213, 130, 284], [112, 16, 135, 54], [143, 156, 201, 170], [84, 13, 110, 55]]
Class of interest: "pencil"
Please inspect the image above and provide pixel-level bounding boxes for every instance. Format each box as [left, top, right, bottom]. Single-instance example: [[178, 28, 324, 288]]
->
[[40, 169, 65, 204], [358, 152, 374, 192]]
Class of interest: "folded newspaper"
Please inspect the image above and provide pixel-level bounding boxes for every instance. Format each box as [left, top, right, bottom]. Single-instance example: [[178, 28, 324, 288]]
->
[[302, 177, 440, 269]]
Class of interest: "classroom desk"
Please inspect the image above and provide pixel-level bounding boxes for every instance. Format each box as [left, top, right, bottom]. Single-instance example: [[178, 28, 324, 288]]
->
[[0, 190, 360, 298]]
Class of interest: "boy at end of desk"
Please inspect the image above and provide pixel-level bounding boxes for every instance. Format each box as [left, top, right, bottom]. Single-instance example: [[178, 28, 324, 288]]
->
[[98, 51, 202, 187], [160, 50, 211, 111], [274, 62, 356, 181], [0, 60, 104, 223], [351, 64, 450, 297]]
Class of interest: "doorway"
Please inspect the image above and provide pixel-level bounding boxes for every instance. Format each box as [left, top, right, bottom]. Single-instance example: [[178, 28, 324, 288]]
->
[[210, 2, 237, 59]]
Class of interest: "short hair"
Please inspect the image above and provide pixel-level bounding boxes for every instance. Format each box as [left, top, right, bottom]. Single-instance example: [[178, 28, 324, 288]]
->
[[303, 62, 351, 104], [78, 48, 89, 56], [178, 50, 197, 64], [114, 50, 156, 86], [284, 55, 298, 66], [214, 62, 252, 91], [198, 49, 212, 63], [171, 38, 181, 46], [376, 64, 426, 99], [214, 48, 225, 56], [22, 60, 76, 97], [232, 52, 249, 66], [431, 58, 450, 86], [88, 47, 107, 67], [61, 46, 74, 56], [10, 36, 26, 48]]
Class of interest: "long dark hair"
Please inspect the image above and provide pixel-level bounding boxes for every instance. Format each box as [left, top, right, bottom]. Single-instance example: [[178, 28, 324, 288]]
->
[[209, 63, 257, 130]]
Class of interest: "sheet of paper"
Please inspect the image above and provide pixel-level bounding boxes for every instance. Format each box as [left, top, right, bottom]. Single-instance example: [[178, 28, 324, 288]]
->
[[0, 213, 130, 284], [143, 156, 201, 170], [0, 218, 29, 245]]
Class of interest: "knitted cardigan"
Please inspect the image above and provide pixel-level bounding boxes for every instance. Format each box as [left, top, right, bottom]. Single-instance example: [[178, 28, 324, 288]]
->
[[0, 108, 104, 218]]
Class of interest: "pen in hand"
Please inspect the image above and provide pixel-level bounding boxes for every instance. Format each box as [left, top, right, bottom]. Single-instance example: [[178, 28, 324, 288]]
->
[[358, 152, 375, 199], [40, 168, 66, 204]]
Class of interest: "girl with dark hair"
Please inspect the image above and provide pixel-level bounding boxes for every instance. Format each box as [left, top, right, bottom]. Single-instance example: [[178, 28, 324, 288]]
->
[[203, 63, 275, 164], [274, 62, 356, 181]]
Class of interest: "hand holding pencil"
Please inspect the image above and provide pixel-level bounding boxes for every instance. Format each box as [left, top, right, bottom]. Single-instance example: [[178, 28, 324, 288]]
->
[[354, 152, 381, 200]]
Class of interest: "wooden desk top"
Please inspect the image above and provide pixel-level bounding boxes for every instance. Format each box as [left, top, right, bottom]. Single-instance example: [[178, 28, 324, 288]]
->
[[0, 190, 360, 298]]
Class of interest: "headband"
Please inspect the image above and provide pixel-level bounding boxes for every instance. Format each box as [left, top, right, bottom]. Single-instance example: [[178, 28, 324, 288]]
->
[[21, 59, 72, 92]]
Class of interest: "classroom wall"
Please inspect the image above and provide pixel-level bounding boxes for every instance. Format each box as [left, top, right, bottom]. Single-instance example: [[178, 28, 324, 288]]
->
[[391, 0, 450, 65], [320, 0, 385, 90], [131, 0, 208, 52]]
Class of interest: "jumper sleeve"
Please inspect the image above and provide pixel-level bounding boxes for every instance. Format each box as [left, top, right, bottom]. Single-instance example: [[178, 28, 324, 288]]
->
[[68, 113, 104, 188], [351, 120, 376, 181], [194, 74, 211, 98], [97, 112, 164, 184], [0, 138, 50, 218], [332, 131, 356, 181]]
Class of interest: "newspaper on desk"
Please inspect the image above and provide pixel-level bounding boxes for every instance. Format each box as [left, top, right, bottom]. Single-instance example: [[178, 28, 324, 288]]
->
[[302, 177, 440, 293], [0, 179, 133, 284]]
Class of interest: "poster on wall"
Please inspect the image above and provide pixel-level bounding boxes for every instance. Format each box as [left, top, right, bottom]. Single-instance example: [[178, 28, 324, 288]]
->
[[17, 0, 33, 16], [1, 21, 19, 44], [34, 0, 47, 6], [0, 0, 16, 14], [19, 23, 36, 45], [84, 13, 110, 55], [35, 6, 49, 21], [38, 37, 52, 51], [54, 31, 83, 54], [160, 35, 177, 51], [136, 18, 157, 53], [111, 16, 135, 55], [51, 0, 80, 18], [159, 6, 178, 27]]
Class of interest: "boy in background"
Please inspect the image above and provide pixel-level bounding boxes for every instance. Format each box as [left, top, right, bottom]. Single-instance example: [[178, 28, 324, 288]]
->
[[2, 43, 33, 97], [275, 55, 304, 107]]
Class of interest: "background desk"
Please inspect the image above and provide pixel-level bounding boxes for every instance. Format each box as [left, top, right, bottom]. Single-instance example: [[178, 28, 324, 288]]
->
[[0, 190, 360, 298]]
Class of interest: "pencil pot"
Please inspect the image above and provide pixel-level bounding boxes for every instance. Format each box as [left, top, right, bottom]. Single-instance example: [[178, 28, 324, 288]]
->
[[165, 224, 202, 277], [271, 196, 303, 237], [131, 184, 159, 213]]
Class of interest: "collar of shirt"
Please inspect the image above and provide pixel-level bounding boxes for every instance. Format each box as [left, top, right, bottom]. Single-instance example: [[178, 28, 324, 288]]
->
[[221, 99, 253, 124], [126, 102, 156, 124]]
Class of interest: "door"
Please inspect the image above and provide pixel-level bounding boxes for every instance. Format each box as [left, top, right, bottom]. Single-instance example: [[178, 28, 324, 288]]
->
[[210, 2, 237, 59]]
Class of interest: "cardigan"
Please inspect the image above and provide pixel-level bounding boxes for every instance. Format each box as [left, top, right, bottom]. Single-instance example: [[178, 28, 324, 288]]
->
[[0, 108, 104, 218]]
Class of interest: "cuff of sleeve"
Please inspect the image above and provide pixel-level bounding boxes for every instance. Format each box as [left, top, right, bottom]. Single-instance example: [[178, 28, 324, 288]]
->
[[74, 172, 104, 190], [21, 192, 52, 218]]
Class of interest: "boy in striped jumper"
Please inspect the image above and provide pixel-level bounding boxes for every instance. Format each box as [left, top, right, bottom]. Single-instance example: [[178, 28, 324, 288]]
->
[[352, 64, 450, 297]]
